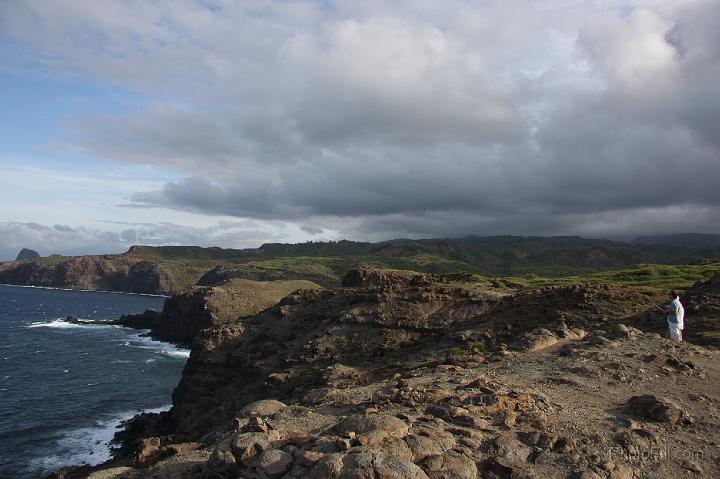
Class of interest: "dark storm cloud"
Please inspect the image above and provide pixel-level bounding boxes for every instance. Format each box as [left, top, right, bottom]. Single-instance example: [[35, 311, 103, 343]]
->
[[2, 0, 720, 239]]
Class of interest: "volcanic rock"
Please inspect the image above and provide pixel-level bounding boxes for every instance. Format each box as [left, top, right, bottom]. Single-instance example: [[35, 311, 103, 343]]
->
[[16, 248, 40, 260], [626, 395, 685, 424], [240, 399, 287, 418]]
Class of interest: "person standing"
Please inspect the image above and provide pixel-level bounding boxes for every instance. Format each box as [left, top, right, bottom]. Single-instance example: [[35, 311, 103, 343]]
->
[[665, 290, 685, 341]]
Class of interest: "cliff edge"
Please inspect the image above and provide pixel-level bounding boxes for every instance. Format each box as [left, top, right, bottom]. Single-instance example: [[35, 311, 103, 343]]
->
[[46, 267, 720, 479], [117, 278, 321, 345]]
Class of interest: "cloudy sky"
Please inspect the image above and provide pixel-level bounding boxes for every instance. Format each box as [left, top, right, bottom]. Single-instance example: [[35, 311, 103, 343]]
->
[[0, 0, 718, 260]]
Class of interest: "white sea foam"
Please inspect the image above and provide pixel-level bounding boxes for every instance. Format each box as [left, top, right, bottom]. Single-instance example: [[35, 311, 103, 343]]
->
[[27, 320, 191, 358], [123, 332, 191, 359], [27, 319, 88, 329], [26, 318, 123, 330], [31, 405, 172, 473], [0, 283, 169, 297]]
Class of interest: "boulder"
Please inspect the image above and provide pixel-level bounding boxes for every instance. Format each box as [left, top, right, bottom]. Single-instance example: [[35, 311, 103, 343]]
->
[[609, 464, 635, 479], [340, 451, 378, 477], [257, 449, 293, 477], [241, 399, 287, 418], [206, 439, 237, 476], [405, 433, 457, 462], [375, 455, 430, 479], [511, 328, 558, 352], [335, 414, 410, 446], [308, 453, 345, 478], [420, 453, 478, 479], [480, 457, 534, 479], [680, 459, 703, 474], [494, 433, 531, 463], [626, 395, 684, 424], [611, 323, 630, 339], [230, 432, 271, 465]]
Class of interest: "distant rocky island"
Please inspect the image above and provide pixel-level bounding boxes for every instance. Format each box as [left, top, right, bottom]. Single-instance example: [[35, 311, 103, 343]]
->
[[15, 248, 39, 260]]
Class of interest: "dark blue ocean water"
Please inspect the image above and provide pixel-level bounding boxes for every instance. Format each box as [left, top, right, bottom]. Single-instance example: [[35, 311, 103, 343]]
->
[[0, 284, 189, 478]]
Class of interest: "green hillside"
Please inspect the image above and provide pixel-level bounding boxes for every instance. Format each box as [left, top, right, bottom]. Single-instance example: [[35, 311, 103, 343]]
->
[[3, 236, 720, 293]]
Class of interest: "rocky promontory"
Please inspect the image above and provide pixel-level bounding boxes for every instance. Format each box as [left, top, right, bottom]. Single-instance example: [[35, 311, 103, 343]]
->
[[0, 256, 174, 294], [49, 267, 720, 479], [115, 278, 321, 345]]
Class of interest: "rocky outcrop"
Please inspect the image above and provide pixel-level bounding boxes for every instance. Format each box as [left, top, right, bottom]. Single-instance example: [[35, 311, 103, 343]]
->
[[626, 395, 685, 424], [148, 270, 668, 439], [117, 278, 321, 345], [50, 267, 720, 479], [341, 267, 435, 289], [0, 256, 173, 294], [15, 248, 40, 260], [115, 310, 163, 330], [122, 261, 172, 293]]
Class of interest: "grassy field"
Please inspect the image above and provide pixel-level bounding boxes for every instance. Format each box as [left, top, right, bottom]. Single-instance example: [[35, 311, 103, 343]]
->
[[442, 260, 720, 291], [518, 261, 720, 290], [14, 251, 720, 292]]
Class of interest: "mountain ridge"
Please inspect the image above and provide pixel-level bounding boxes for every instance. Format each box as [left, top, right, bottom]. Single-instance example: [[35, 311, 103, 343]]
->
[[3, 235, 720, 294], [631, 233, 720, 248]]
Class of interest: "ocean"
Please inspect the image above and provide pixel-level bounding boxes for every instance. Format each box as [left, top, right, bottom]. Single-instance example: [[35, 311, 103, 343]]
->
[[0, 284, 189, 478]]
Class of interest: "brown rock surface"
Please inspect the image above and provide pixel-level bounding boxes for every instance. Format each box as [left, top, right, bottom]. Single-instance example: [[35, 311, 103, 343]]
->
[[56, 267, 720, 479], [626, 395, 685, 424]]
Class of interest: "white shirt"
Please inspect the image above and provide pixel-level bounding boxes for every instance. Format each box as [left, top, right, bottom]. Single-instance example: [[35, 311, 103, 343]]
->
[[667, 297, 685, 330]]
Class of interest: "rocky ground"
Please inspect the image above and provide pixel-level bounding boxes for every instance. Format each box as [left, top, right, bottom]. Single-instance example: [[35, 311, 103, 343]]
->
[[48, 268, 720, 479]]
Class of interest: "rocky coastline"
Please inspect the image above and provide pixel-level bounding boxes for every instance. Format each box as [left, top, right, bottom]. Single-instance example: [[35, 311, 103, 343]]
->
[[45, 267, 720, 479], [0, 256, 174, 294], [62, 278, 321, 347]]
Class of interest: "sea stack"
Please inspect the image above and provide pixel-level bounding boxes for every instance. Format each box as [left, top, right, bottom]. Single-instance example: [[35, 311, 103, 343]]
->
[[15, 248, 40, 261]]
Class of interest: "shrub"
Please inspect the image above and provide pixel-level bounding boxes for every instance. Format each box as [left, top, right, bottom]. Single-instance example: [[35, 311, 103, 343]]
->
[[448, 347, 466, 356], [467, 340, 487, 353]]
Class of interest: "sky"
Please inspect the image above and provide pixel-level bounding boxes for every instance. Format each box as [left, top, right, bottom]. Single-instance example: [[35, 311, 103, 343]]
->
[[0, 0, 719, 260]]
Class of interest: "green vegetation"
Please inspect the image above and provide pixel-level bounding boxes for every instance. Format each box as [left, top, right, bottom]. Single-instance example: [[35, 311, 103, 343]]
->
[[439, 272, 487, 282], [512, 261, 720, 290], [5, 237, 720, 293], [113, 236, 720, 284], [467, 340, 488, 353], [447, 340, 488, 358]]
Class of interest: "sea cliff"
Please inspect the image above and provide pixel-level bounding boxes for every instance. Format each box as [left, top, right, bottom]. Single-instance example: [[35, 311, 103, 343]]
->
[[48, 268, 720, 478]]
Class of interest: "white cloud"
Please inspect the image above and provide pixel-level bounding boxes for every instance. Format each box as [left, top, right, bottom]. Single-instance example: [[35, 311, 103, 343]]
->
[[1, 0, 719, 240], [0, 219, 338, 261]]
